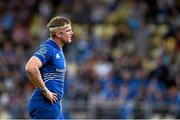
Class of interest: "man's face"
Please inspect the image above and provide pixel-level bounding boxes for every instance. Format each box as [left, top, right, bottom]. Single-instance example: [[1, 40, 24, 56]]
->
[[56, 24, 73, 44]]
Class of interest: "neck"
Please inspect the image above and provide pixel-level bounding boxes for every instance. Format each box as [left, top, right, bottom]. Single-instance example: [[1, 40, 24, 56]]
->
[[51, 37, 64, 48]]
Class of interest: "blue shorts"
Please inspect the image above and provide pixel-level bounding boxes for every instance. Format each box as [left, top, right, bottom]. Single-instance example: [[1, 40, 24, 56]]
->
[[28, 99, 63, 119]]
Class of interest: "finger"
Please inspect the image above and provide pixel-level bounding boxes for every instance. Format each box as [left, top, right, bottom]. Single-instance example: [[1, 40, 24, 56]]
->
[[52, 96, 57, 101], [52, 93, 58, 96], [51, 98, 54, 104], [53, 96, 58, 101], [52, 95, 58, 101], [50, 99, 53, 104], [52, 97, 57, 103]]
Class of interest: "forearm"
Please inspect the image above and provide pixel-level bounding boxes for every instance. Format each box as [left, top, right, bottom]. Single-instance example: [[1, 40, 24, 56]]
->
[[26, 67, 46, 91], [26, 66, 58, 103]]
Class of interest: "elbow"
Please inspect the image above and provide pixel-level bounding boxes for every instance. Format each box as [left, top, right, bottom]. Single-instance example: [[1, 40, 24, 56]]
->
[[25, 63, 31, 73], [25, 63, 36, 74]]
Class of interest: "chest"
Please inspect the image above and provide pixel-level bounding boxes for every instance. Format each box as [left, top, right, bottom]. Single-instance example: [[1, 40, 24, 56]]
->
[[51, 51, 66, 69]]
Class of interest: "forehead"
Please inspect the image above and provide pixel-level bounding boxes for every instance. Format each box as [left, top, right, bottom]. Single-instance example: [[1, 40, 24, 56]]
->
[[64, 24, 72, 30], [49, 24, 72, 32]]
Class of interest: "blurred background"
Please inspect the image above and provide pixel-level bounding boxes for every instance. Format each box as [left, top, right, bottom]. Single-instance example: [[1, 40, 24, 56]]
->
[[0, 0, 180, 119]]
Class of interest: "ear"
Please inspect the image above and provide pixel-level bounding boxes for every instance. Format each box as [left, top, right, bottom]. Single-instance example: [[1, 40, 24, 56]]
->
[[56, 32, 62, 38]]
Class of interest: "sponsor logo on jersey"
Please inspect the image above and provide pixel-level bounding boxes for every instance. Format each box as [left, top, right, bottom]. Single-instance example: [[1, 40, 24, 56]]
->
[[56, 68, 66, 72]]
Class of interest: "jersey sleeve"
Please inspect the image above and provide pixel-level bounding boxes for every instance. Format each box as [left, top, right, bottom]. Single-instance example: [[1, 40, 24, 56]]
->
[[33, 45, 52, 65]]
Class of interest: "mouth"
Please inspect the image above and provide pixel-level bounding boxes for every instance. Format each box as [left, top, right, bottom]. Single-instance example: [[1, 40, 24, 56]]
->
[[68, 36, 72, 40]]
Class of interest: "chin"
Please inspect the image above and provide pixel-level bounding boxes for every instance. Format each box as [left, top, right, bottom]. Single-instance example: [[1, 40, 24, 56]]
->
[[63, 39, 71, 44], [67, 39, 72, 43]]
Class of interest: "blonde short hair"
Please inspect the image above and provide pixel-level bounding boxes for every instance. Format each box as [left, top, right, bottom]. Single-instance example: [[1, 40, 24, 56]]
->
[[47, 16, 71, 38]]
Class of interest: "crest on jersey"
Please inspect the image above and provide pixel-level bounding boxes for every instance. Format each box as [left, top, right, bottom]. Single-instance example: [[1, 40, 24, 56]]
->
[[35, 46, 47, 58], [56, 53, 60, 59], [38, 47, 47, 54]]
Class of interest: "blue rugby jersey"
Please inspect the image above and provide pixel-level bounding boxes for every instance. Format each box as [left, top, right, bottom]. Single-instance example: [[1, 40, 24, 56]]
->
[[30, 38, 66, 101]]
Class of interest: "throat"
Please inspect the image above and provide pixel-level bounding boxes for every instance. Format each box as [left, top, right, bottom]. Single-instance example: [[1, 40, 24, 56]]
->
[[50, 38, 64, 49]]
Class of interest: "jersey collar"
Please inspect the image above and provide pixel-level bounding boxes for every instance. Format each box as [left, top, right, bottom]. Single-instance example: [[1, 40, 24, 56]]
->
[[48, 38, 62, 51]]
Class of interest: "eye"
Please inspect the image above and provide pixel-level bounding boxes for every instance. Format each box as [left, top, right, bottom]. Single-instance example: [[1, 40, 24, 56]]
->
[[66, 29, 71, 32]]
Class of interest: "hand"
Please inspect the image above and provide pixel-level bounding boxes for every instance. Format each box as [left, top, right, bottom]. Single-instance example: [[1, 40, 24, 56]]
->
[[42, 88, 58, 104]]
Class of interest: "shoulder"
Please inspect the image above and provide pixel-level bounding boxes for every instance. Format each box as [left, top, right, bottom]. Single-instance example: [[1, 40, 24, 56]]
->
[[38, 41, 55, 52], [34, 42, 54, 57]]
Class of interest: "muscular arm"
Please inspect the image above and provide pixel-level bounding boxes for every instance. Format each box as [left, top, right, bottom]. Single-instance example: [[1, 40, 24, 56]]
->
[[25, 56, 57, 103], [25, 56, 46, 90]]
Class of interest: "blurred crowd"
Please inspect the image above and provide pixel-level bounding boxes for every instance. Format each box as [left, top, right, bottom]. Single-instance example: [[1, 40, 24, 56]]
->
[[0, 0, 179, 119]]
